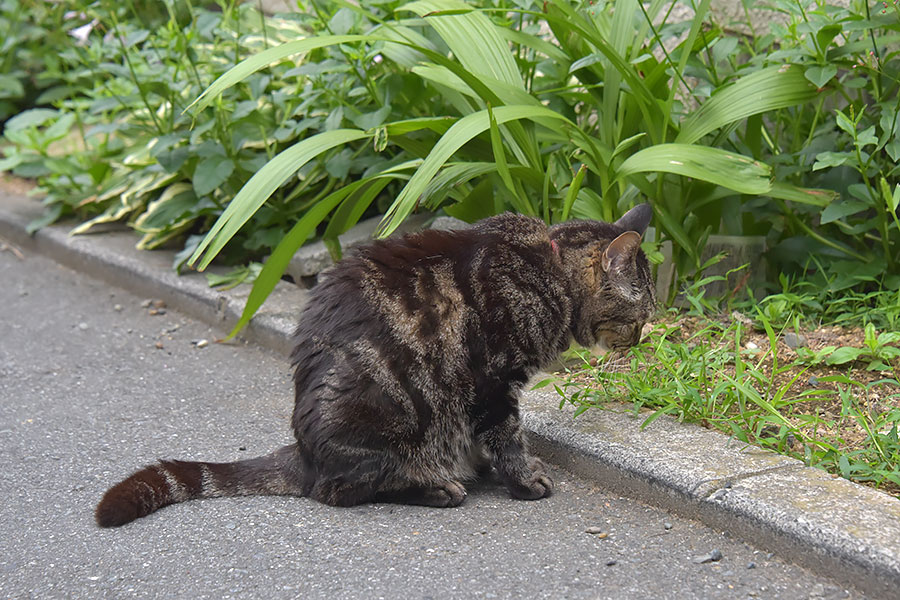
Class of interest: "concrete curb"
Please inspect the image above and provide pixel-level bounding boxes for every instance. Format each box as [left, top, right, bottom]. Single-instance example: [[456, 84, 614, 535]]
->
[[2, 192, 898, 598]]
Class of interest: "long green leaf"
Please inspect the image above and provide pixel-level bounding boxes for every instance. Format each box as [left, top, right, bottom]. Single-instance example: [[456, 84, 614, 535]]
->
[[189, 129, 369, 270], [543, 1, 661, 139], [616, 144, 773, 195], [767, 181, 836, 207], [400, 0, 523, 88], [187, 35, 375, 114], [487, 104, 523, 212], [228, 167, 416, 337], [676, 65, 818, 144], [377, 105, 573, 237], [562, 164, 587, 222], [224, 184, 360, 339]]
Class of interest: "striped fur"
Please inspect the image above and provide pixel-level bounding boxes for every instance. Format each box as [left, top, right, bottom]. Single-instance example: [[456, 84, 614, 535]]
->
[[95, 206, 655, 526]]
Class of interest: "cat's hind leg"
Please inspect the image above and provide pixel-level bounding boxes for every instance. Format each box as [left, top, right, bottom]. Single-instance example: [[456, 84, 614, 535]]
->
[[308, 442, 390, 507], [375, 480, 467, 508]]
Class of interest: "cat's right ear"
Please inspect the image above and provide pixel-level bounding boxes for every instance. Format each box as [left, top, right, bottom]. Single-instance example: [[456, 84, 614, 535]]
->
[[601, 231, 642, 274], [614, 204, 652, 235]]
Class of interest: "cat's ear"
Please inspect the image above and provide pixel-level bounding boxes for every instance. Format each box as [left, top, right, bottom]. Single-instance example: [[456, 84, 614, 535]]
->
[[601, 231, 642, 274], [614, 203, 652, 234]]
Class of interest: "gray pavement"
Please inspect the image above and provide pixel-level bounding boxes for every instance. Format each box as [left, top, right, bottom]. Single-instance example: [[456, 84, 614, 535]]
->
[[0, 233, 865, 598]]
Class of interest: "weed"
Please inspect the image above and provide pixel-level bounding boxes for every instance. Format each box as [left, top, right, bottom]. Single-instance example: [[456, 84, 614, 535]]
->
[[552, 308, 900, 496]]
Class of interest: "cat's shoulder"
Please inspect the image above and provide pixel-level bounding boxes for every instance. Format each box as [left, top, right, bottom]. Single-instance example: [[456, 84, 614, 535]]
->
[[472, 213, 550, 246]]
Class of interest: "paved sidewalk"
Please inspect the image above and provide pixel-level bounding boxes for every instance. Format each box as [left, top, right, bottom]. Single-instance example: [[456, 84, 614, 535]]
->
[[2, 191, 898, 598]]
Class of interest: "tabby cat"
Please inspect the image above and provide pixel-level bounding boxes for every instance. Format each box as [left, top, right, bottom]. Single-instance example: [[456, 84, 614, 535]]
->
[[95, 204, 655, 527]]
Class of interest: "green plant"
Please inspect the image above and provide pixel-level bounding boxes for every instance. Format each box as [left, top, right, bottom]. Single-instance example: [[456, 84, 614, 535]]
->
[[730, 0, 900, 292], [552, 310, 900, 495], [1, 1, 428, 263], [0, 0, 77, 120], [826, 323, 900, 372], [184, 0, 832, 337]]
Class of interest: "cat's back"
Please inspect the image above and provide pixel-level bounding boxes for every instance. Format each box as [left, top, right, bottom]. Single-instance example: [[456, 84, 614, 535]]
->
[[292, 213, 558, 354], [308, 213, 550, 306]]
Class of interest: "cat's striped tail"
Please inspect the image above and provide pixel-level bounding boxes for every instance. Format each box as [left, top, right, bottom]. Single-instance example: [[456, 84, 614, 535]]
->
[[95, 444, 308, 527]]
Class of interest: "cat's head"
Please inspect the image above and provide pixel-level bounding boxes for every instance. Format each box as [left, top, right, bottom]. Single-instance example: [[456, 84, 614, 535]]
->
[[551, 204, 656, 353]]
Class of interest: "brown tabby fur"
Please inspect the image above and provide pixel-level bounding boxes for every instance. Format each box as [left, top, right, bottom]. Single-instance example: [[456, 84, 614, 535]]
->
[[95, 204, 655, 527]]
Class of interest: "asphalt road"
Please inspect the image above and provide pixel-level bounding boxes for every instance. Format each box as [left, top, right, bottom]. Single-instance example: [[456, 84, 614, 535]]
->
[[0, 249, 862, 599]]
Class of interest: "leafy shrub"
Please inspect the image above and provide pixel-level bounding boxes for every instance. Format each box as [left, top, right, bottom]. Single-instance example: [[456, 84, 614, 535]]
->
[[716, 0, 900, 293], [186, 0, 834, 334], [0, 0, 76, 121], [3, 0, 897, 329], [1, 0, 430, 265]]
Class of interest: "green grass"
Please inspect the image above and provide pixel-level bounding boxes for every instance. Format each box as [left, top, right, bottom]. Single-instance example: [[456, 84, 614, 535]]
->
[[546, 289, 900, 496]]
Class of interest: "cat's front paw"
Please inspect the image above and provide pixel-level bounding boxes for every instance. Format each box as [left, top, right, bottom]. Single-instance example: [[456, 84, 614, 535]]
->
[[506, 457, 553, 500]]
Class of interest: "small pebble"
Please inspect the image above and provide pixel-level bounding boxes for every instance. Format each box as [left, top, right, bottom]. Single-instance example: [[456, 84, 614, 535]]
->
[[148, 308, 166, 316], [151, 299, 166, 309], [78, 322, 88, 330], [747, 562, 756, 569], [113, 304, 123, 312], [605, 559, 616, 566], [708, 488, 728, 502], [663, 522, 673, 530], [193, 339, 209, 348], [783, 332, 807, 349], [746, 341, 758, 350], [154, 341, 164, 350], [693, 549, 723, 564], [140, 299, 152, 308], [808, 376, 819, 387], [238, 446, 247, 451]]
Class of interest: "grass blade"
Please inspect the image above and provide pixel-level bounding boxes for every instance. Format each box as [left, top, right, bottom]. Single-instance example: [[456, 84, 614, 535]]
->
[[562, 164, 587, 222], [768, 182, 836, 207], [224, 183, 359, 338]]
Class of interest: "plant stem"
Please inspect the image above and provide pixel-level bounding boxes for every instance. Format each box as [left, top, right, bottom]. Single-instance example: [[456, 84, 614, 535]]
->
[[105, 1, 164, 134]]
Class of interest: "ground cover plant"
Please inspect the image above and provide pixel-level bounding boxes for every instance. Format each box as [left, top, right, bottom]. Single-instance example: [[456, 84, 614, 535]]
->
[[0, 0, 437, 269], [548, 278, 900, 497]]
